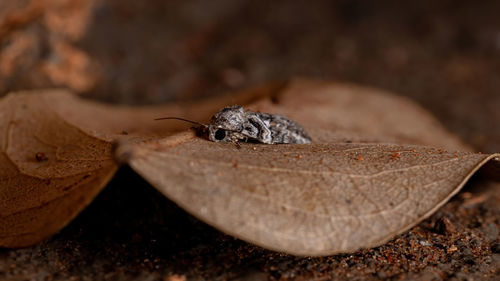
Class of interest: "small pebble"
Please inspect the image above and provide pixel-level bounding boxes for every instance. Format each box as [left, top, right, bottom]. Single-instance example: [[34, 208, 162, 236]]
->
[[491, 243, 500, 254], [435, 217, 457, 235], [419, 240, 431, 246]]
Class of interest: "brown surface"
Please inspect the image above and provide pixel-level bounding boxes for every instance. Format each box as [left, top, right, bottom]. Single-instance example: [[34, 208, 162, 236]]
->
[[1, 0, 499, 280], [0, 92, 118, 248], [0, 83, 283, 248], [125, 80, 497, 256], [2, 79, 495, 255], [129, 136, 496, 257]]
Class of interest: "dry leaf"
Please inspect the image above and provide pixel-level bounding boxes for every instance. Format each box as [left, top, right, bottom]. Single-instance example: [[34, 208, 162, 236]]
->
[[0, 79, 498, 255], [247, 79, 470, 151], [0, 83, 281, 247], [0, 92, 116, 247], [121, 79, 500, 256]]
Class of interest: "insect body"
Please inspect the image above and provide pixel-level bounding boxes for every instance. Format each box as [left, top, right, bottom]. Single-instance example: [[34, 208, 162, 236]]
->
[[156, 105, 312, 144]]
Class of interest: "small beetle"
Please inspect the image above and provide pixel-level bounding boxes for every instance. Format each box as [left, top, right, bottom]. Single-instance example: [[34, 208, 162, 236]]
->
[[155, 105, 312, 144]]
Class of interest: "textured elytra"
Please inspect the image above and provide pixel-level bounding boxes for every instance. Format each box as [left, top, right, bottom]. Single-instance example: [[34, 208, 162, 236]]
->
[[206, 105, 312, 144]]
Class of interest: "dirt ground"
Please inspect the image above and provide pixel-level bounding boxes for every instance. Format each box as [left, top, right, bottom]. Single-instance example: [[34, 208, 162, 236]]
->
[[0, 0, 499, 280]]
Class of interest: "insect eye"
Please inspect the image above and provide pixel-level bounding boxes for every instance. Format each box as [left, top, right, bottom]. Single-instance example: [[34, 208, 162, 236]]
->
[[214, 129, 226, 140]]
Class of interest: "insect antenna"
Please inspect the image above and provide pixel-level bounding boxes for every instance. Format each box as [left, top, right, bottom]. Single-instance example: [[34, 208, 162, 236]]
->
[[154, 117, 208, 128]]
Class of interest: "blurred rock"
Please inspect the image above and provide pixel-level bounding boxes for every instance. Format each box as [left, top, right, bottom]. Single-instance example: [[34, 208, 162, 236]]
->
[[434, 217, 457, 236]]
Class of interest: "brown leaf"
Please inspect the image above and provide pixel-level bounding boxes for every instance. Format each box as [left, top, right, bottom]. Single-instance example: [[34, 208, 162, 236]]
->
[[0, 91, 116, 247], [248, 79, 470, 151], [0, 83, 281, 247], [1, 79, 497, 254], [122, 79, 500, 256]]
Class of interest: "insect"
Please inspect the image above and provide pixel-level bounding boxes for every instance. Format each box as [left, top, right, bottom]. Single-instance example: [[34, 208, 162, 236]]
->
[[155, 105, 312, 144]]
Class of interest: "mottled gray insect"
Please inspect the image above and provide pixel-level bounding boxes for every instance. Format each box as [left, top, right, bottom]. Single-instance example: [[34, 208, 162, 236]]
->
[[155, 105, 312, 144]]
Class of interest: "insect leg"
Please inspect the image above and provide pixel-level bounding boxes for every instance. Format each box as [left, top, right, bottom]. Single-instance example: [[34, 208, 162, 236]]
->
[[230, 134, 242, 149]]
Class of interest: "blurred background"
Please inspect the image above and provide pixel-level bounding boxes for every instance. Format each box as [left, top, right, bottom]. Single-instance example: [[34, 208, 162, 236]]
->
[[1, 0, 499, 153], [1, 1, 500, 280]]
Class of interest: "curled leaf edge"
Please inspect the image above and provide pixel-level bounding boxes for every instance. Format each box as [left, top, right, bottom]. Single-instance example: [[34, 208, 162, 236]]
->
[[122, 133, 500, 256]]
